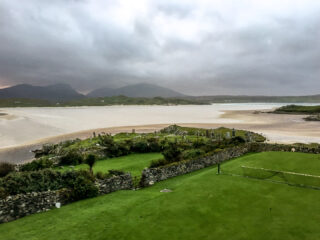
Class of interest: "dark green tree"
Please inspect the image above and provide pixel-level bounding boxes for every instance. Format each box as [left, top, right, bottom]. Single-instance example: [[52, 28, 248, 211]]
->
[[86, 154, 96, 174]]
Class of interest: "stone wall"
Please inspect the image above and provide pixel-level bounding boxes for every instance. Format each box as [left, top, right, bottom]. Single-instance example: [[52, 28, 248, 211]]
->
[[140, 145, 251, 187], [97, 173, 133, 195], [0, 174, 133, 224], [0, 189, 70, 223], [248, 143, 320, 154]]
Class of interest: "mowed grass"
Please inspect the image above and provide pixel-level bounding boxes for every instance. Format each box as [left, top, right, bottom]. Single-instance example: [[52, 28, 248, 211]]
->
[[1, 152, 320, 240], [60, 153, 163, 177], [223, 151, 320, 175]]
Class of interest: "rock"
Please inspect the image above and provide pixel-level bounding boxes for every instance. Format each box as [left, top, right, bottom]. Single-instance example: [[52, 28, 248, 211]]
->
[[160, 189, 172, 193]]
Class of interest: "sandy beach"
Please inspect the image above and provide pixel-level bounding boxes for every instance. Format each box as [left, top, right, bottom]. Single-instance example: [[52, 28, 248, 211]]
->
[[0, 103, 319, 163]]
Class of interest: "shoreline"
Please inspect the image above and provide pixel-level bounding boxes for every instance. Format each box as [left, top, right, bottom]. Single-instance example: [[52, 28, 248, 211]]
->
[[1, 107, 319, 164]]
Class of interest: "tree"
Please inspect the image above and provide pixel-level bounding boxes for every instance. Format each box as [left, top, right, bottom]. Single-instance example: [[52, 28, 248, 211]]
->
[[86, 154, 96, 174]]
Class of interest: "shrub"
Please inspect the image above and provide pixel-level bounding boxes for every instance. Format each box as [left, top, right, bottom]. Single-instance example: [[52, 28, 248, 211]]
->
[[229, 136, 246, 144], [0, 162, 15, 178], [60, 150, 83, 165], [192, 139, 206, 148], [108, 169, 125, 176], [95, 171, 107, 180], [182, 149, 205, 159], [0, 169, 97, 200], [149, 159, 168, 168], [20, 158, 54, 172], [131, 140, 150, 153], [162, 142, 182, 163], [98, 135, 126, 157], [116, 142, 131, 156], [65, 170, 98, 200], [146, 138, 161, 152]]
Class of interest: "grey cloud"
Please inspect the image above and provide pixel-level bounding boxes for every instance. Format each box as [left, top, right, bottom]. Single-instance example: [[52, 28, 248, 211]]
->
[[0, 0, 319, 95]]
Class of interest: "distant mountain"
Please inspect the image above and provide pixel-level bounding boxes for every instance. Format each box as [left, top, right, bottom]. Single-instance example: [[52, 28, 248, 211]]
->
[[88, 83, 185, 98], [0, 83, 85, 101]]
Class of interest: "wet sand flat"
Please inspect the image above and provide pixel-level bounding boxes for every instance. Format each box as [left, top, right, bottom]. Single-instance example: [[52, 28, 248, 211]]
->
[[0, 103, 319, 163]]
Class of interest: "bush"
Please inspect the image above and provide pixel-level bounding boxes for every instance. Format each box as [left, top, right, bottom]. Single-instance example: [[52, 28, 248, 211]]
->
[[98, 135, 127, 157], [0, 169, 98, 200], [146, 138, 161, 152], [60, 150, 83, 166], [149, 159, 168, 168], [192, 139, 206, 148], [182, 149, 205, 159], [0, 162, 15, 177], [65, 170, 98, 200], [95, 171, 108, 180], [108, 169, 125, 176], [162, 142, 182, 163], [131, 140, 149, 153], [20, 158, 54, 172]]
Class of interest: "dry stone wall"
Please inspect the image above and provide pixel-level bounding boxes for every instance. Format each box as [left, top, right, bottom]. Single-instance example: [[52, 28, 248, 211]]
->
[[0, 189, 70, 223], [97, 173, 133, 195], [140, 145, 251, 187], [0, 174, 133, 224]]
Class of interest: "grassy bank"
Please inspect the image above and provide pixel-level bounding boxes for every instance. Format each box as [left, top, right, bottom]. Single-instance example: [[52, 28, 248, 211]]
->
[[1, 151, 320, 240], [274, 105, 320, 114]]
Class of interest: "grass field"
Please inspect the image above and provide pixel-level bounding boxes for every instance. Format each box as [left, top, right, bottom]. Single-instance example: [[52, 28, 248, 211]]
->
[[59, 153, 163, 177], [222, 151, 320, 175], [1, 152, 320, 240]]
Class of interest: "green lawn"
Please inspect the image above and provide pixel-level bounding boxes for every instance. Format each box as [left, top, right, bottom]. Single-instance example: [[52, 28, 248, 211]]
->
[[60, 153, 163, 177], [1, 152, 320, 240], [223, 151, 320, 175]]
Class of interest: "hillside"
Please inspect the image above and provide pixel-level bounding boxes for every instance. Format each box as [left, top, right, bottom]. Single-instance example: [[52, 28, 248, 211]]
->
[[0, 96, 207, 107], [88, 83, 185, 98], [0, 83, 85, 101]]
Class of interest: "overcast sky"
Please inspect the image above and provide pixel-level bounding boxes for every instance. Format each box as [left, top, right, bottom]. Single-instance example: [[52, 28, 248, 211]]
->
[[0, 0, 319, 95]]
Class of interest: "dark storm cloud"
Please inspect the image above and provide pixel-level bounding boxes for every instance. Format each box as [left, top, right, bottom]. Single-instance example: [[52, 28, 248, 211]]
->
[[0, 0, 319, 95]]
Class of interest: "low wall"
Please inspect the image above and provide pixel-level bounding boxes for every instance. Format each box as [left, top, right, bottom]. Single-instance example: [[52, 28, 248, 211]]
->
[[0, 174, 133, 224], [140, 145, 251, 187], [248, 143, 320, 154], [97, 173, 133, 195], [140, 143, 320, 187], [0, 189, 70, 223]]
